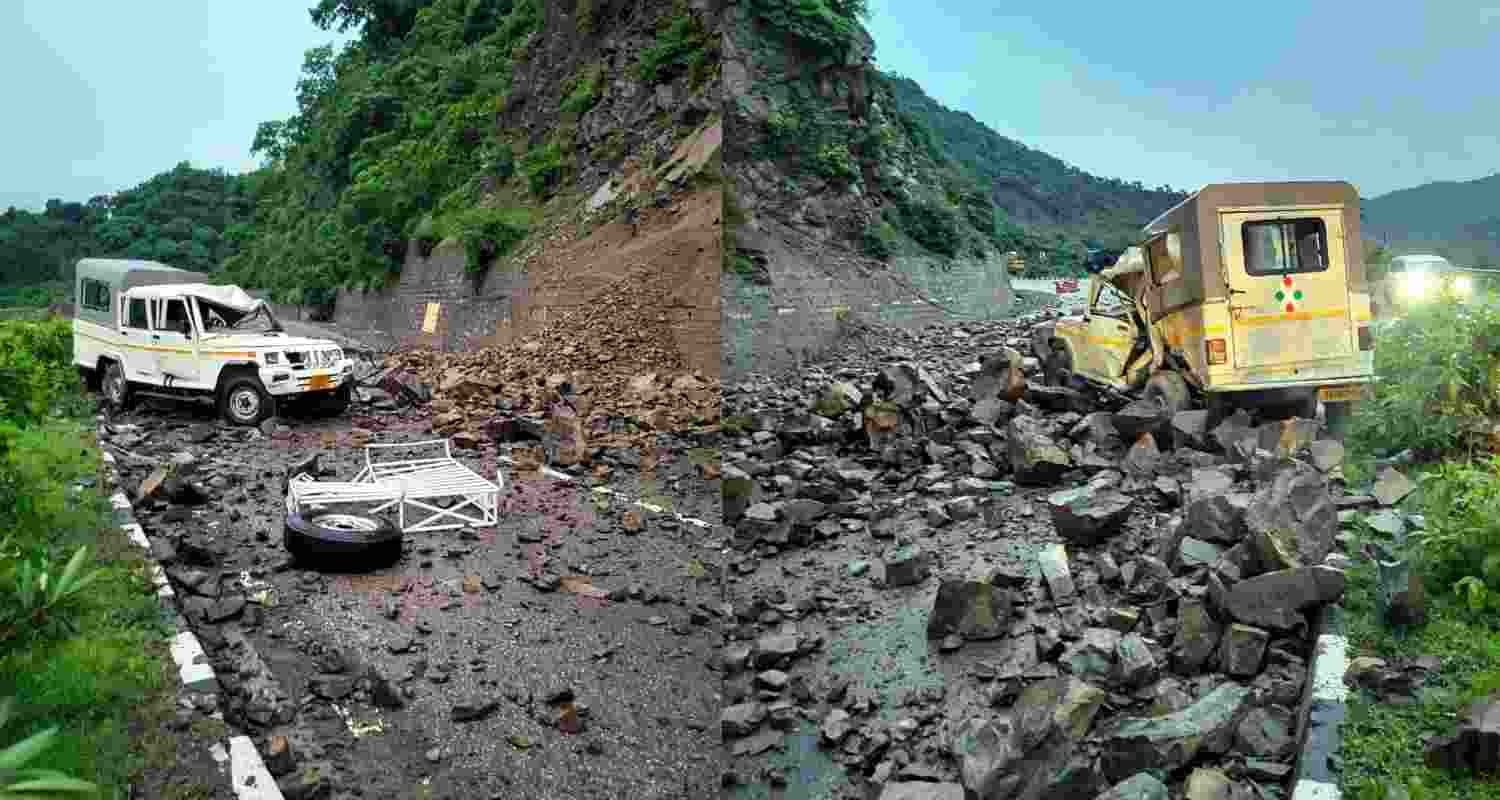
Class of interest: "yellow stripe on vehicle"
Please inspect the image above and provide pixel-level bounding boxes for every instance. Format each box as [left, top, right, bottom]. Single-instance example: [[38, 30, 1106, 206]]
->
[[1233, 307, 1349, 328], [74, 330, 256, 358]]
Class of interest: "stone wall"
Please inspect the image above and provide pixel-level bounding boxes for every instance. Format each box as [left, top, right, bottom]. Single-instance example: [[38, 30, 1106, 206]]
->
[[723, 252, 1013, 377]]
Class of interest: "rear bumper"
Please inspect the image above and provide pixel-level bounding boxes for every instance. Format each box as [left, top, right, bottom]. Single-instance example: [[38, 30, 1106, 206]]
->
[[1207, 375, 1371, 393]]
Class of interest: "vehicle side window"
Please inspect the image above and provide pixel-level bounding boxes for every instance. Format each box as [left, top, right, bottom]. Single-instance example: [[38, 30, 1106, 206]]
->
[[127, 298, 149, 329], [155, 298, 190, 333], [1243, 218, 1328, 276], [81, 279, 111, 311]]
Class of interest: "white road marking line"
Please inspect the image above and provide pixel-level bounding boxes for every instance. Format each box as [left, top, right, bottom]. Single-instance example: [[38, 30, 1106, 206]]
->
[[228, 736, 284, 800], [1310, 632, 1349, 704], [170, 631, 216, 687], [122, 522, 149, 549], [1291, 781, 1340, 800]]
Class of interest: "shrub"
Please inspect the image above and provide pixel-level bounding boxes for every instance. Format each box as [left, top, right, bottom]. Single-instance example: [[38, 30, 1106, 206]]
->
[[815, 143, 858, 183], [1346, 298, 1500, 461], [434, 206, 531, 273], [637, 9, 715, 86], [751, 0, 868, 57], [560, 65, 603, 115], [0, 320, 87, 427], [892, 196, 959, 258], [518, 142, 563, 197], [861, 222, 896, 260]]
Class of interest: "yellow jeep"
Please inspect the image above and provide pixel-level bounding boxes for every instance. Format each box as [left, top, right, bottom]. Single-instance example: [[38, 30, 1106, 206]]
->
[[1030, 181, 1376, 435]]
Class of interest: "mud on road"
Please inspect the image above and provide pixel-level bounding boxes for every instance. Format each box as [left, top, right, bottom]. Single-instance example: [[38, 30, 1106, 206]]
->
[[102, 396, 727, 800]]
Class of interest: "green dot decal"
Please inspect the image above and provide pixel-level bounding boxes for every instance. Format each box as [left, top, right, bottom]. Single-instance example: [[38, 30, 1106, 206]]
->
[[1293, 290, 1303, 300], [1275, 290, 1285, 301]]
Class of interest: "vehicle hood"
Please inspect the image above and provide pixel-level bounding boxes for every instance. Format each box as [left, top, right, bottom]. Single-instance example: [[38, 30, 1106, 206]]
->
[[199, 333, 339, 350]]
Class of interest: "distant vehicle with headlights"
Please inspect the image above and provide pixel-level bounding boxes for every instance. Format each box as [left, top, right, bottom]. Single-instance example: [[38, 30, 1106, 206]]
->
[[72, 258, 354, 426], [1381, 254, 1475, 313]]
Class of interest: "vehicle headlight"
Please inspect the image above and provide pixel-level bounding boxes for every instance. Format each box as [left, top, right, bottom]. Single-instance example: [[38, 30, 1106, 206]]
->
[[263, 351, 281, 365], [1454, 275, 1473, 294], [1403, 273, 1427, 297]]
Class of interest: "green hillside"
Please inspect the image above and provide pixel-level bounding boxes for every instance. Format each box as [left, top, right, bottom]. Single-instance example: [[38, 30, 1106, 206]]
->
[[0, 163, 253, 302], [1362, 172, 1500, 264]]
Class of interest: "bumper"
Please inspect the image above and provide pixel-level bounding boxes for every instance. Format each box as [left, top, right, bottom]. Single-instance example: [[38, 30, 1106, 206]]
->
[[260, 362, 354, 396], [1207, 375, 1372, 392]]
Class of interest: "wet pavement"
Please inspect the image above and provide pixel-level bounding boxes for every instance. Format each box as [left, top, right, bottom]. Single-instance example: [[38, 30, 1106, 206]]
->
[[105, 396, 727, 800]]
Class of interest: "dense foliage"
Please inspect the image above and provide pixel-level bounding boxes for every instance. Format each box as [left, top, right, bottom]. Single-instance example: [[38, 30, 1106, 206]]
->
[[750, 0, 869, 58], [0, 164, 251, 294], [225, 0, 550, 297]]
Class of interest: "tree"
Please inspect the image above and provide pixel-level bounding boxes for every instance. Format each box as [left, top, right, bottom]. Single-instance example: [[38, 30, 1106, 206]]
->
[[310, 0, 428, 52]]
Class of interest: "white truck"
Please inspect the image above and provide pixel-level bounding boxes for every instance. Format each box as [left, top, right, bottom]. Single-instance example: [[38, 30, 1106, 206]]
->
[[72, 258, 355, 426]]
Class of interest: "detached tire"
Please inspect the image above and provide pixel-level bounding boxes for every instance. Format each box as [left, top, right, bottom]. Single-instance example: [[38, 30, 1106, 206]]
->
[[284, 511, 402, 569], [1144, 371, 1192, 415]]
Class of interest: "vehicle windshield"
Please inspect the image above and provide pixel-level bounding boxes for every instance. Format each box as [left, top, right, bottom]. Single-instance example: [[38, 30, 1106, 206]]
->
[[197, 298, 282, 335]]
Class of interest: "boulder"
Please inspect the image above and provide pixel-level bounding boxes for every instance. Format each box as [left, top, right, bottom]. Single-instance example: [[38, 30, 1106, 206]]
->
[[1009, 416, 1071, 485], [1112, 400, 1171, 442], [928, 577, 1014, 641], [1174, 598, 1224, 674], [1047, 487, 1134, 545], [1097, 773, 1169, 800], [1220, 566, 1345, 631], [1099, 683, 1253, 781], [971, 348, 1027, 403], [1243, 461, 1338, 566]]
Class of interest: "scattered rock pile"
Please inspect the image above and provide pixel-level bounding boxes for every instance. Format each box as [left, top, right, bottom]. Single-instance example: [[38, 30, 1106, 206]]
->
[[377, 270, 719, 455], [718, 313, 1354, 799]]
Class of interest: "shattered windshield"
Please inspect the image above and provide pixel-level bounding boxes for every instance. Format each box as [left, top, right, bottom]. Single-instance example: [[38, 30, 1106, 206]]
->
[[198, 299, 282, 335]]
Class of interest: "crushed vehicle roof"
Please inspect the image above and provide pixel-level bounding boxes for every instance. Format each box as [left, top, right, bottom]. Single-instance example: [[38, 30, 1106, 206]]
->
[[125, 283, 266, 314]]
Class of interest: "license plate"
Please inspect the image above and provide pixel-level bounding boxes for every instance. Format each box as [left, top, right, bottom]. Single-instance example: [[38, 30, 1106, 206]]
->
[[1317, 384, 1362, 403], [306, 374, 334, 391]]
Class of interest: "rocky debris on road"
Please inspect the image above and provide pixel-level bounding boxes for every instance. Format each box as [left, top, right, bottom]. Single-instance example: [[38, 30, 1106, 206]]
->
[[719, 313, 1352, 800], [381, 271, 720, 454]]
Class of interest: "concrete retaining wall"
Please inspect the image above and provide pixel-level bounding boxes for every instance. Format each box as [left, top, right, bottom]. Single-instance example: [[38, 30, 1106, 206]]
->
[[723, 253, 1013, 376]]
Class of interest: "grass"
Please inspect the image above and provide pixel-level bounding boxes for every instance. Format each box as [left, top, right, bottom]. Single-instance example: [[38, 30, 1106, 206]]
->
[[0, 413, 181, 797], [1342, 556, 1500, 800]]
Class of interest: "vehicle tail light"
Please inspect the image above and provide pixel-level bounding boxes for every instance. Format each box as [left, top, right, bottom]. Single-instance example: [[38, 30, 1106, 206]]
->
[[1206, 338, 1228, 365], [1358, 326, 1373, 351]]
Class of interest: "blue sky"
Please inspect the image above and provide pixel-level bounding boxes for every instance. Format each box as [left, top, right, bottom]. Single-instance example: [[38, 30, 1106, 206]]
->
[[864, 0, 1500, 198], [0, 1, 352, 212]]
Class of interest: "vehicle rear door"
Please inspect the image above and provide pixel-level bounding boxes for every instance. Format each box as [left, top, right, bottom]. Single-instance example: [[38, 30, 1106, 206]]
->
[[1218, 209, 1354, 370]]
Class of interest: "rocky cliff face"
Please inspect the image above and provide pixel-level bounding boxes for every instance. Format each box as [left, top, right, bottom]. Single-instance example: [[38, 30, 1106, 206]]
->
[[723, 3, 1013, 379]]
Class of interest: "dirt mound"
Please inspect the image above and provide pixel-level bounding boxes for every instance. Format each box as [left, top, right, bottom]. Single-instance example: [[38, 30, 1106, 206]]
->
[[387, 265, 720, 447]]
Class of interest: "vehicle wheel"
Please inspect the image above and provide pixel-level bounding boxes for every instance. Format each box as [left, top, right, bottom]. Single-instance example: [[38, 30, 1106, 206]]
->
[[219, 375, 273, 427], [284, 511, 403, 569], [102, 361, 133, 411], [1324, 401, 1355, 441], [1143, 371, 1192, 415]]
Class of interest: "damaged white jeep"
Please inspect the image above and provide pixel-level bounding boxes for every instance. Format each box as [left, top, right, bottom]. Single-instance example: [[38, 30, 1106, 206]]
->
[[72, 258, 355, 426]]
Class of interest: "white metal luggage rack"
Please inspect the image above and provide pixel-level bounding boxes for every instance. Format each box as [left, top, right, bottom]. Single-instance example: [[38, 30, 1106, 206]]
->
[[284, 439, 503, 533]]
